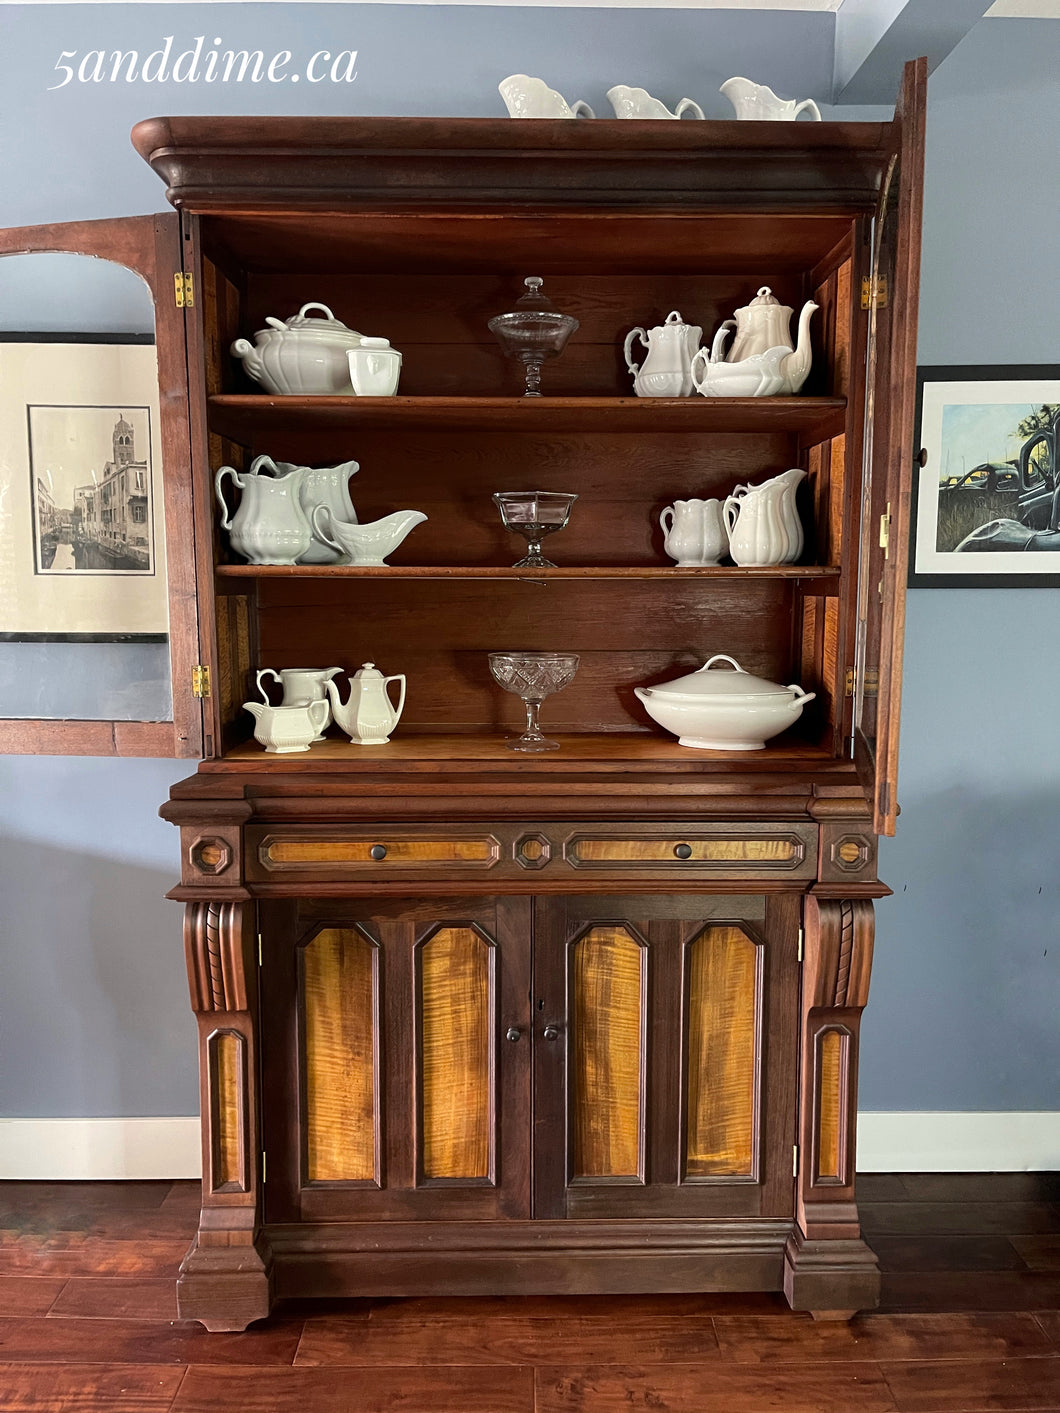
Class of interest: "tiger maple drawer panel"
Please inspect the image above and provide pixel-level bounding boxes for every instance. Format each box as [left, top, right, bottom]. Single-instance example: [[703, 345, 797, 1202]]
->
[[245, 821, 818, 885]]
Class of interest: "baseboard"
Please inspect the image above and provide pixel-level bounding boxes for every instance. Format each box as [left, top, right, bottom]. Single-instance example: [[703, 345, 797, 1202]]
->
[[857, 1111, 1060, 1172], [0, 1118, 201, 1180], [1, 1113, 1057, 1180]]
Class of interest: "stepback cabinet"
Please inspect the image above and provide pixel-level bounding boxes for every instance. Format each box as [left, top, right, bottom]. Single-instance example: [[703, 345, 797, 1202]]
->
[[17, 59, 927, 1329]]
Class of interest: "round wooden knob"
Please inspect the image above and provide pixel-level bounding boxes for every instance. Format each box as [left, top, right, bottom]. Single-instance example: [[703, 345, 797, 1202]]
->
[[506, 1027, 522, 1043], [370, 844, 387, 861], [542, 1025, 560, 1041], [674, 843, 693, 860]]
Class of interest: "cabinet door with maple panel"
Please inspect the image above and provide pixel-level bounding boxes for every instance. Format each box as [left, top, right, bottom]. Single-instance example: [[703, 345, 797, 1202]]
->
[[532, 893, 799, 1221], [260, 895, 531, 1223]]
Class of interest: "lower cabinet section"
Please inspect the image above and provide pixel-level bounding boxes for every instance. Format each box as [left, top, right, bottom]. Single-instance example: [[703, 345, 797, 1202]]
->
[[258, 892, 799, 1227]]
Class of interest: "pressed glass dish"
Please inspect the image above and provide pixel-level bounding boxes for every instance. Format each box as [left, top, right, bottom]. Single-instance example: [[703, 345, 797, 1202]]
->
[[488, 651, 580, 752]]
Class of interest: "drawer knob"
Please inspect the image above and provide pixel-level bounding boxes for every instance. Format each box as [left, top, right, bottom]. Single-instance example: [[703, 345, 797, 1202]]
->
[[542, 1024, 560, 1041], [674, 842, 693, 860], [506, 1027, 522, 1043], [370, 844, 387, 861]]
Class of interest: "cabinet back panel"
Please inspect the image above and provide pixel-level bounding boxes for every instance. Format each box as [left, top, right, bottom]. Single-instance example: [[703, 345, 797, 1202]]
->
[[237, 272, 826, 399]]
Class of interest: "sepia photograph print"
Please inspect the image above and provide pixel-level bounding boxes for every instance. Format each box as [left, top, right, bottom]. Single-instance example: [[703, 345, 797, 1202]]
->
[[0, 338, 168, 637], [28, 404, 154, 576], [911, 365, 1060, 587]]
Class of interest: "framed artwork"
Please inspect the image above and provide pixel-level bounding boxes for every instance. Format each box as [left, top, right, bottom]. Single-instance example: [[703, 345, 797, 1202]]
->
[[910, 365, 1060, 588], [0, 336, 169, 638]]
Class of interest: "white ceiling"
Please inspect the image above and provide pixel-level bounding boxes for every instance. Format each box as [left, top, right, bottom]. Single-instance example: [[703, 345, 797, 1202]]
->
[[985, 1, 1060, 14]]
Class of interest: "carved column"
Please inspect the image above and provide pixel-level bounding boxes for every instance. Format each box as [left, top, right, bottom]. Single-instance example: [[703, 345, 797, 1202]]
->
[[179, 899, 272, 1331], [784, 894, 880, 1317]]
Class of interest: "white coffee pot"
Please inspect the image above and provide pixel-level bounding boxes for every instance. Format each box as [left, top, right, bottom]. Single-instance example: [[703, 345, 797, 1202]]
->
[[712, 286, 817, 365], [720, 77, 821, 122], [327, 663, 406, 745], [624, 311, 702, 398], [499, 75, 594, 119], [606, 86, 704, 120], [659, 499, 727, 566], [256, 666, 342, 739]]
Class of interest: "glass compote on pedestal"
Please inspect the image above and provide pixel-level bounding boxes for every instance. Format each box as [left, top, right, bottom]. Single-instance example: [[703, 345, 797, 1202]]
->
[[488, 651, 580, 752], [493, 490, 578, 568], [487, 276, 579, 397]]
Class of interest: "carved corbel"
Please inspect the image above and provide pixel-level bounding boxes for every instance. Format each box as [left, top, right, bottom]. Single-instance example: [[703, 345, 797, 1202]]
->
[[180, 899, 271, 1331], [784, 895, 879, 1316]]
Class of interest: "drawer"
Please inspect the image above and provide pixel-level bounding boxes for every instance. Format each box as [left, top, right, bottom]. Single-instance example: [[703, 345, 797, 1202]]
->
[[246, 821, 817, 884], [561, 824, 815, 878], [251, 827, 502, 877]]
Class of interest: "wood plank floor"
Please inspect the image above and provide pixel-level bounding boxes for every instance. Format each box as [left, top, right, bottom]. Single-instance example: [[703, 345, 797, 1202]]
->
[[0, 1173, 1057, 1411]]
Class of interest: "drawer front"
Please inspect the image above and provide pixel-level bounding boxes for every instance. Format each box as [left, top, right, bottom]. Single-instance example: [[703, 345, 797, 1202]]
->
[[246, 821, 817, 884], [562, 824, 815, 878], [252, 828, 502, 877]]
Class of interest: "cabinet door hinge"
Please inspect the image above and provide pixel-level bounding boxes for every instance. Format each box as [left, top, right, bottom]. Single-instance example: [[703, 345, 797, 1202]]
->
[[861, 275, 888, 309], [257, 933, 263, 968], [793, 1144, 800, 1178], [879, 503, 892, 559], [174, 271, 194, 308], [845, 667, 879, 698], [261, 1151, 266, 1184], [797, 927, 804, 963], [191, 665, 211, 699]]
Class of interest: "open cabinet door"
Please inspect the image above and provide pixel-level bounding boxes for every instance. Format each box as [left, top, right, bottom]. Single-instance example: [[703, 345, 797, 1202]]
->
[[0, 214, 202, 757], [854, 58, 927, 835]]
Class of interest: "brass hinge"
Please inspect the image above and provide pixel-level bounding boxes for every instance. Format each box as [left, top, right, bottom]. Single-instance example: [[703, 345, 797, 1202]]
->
[[174, 271, 194, 308], [793, 1144, 800, 1178], [257, 933, 263, 968], [191, 665, 211, 698], [861, 275, 888, 309], [879, 503, 892, 559], [261, 1151, 267, 1184], [797, 928, 804, 963], [844, 667, 879, 698]]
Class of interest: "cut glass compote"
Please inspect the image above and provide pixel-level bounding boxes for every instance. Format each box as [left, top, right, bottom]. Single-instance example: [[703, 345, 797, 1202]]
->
[[488, 651, 580, 752], [487, 276, 579, 397], [493, 490, 578, 568]]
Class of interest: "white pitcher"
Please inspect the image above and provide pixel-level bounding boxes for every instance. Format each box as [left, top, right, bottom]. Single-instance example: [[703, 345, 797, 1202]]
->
[[499, 75, 594, 119], [267, 457, 359, 565], [243, 699, 328, 754], [659, 499, 727, 566], [773, 467, 806, 562], [724, 483, 785, 566], [720, 77, 821, 122], [256, 666, 342, 739], [606, 86, 704, 120], [215, 456, 313, 565], [624, 311, 702, 398]]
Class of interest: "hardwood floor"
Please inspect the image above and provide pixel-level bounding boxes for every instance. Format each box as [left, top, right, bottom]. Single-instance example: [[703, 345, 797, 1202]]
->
[[0, 1174, 1057, 1411]]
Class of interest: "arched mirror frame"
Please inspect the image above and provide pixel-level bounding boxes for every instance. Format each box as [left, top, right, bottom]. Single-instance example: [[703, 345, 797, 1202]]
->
[[0, 216, 202, 757]]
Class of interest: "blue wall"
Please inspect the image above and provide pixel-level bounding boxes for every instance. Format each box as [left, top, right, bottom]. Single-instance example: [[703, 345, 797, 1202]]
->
[[0, 5, 1057, 1121]]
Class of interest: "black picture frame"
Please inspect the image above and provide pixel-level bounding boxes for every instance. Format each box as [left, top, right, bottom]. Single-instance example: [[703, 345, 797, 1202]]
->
[[909, 364, 1060, 588]]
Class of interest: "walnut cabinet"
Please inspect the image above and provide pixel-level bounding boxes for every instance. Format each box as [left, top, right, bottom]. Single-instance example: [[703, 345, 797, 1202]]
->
[[3, 59, 925, 1329]]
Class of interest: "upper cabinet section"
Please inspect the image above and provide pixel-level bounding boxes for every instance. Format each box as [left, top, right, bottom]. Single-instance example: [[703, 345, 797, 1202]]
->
[[131, 115, 897, 219]]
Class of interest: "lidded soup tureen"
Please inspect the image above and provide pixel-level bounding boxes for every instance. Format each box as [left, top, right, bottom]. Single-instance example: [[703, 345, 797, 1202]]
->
[[634, 653, 815, 750], [231, 301, 364, 395]]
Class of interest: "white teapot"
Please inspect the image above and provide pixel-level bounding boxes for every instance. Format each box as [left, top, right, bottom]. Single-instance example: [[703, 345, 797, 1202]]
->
[[499, 75, 594, 119], [624, 311, 702, 398], [720, 77, 821, 122], [606, 86, 704, 120], [714, 286, 816, 365], [327, 663, 406, 745]]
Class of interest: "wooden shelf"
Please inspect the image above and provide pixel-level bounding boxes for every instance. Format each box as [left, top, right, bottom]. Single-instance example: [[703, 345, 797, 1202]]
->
[[214, 563, 841, 588], [210, 731, 838, 775], [207, 394, 847, 440]]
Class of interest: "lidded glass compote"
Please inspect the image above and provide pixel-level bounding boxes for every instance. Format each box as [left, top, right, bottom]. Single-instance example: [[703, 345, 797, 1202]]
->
[[487, 277, 579, 397], [488, 651, 579, 752]]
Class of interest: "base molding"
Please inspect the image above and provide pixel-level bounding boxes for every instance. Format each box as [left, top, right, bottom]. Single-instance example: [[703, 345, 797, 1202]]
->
[[2, 1111, 1058, 1180], [783, 1228, 880, 1315]]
